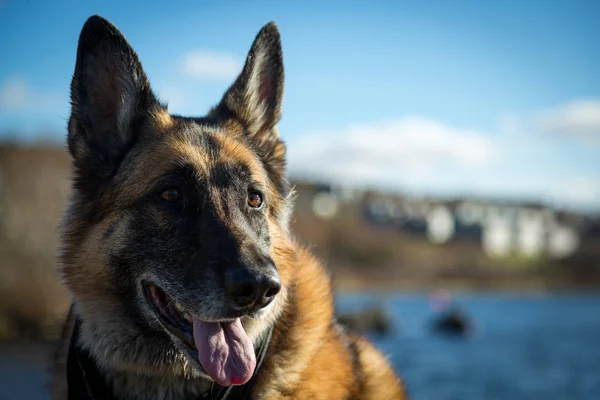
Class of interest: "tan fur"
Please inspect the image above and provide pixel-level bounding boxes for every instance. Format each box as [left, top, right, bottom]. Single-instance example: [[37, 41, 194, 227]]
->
[[53, 15, 406, 400], [54, 227, 406, 399], [152, 108, 174, 128], [354, 338, 406, 400], [251, 242, 405, 399]]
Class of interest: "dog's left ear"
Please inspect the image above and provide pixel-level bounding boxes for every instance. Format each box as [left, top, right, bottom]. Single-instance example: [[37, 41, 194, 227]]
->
[[215, 22, 286, 187]]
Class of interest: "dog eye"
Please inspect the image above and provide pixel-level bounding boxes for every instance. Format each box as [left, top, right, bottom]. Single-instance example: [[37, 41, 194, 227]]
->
[[161, 188, 181, 202], [247, 192, 263, 208]]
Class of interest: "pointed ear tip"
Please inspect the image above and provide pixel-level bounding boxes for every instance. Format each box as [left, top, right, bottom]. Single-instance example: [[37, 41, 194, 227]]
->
[[77, 15, 130, 61], [81, 15, 116, 35], [253, 22, 282, 56], [260, 21, 281, 38], [84, 14, 109, 25], [78, 15, 128, 50]]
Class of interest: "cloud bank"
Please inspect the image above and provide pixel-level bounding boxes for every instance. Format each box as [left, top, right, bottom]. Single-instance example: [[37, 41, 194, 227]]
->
[[286, 101, 600, 211], [0, 76, 61, 113], [535, 99, 600, 142]]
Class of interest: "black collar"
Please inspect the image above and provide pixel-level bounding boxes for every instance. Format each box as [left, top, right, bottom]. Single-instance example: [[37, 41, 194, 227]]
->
[[67, 318, 273, 400]]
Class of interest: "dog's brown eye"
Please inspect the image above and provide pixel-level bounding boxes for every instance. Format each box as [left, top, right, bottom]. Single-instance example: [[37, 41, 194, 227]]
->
[[248, 192, 263, 208], [161, 188, 181, 202]]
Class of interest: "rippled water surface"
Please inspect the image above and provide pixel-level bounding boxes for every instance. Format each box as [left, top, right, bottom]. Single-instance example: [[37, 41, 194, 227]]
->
[[338, 292, 600, 400], [1, 293, 599, 400]]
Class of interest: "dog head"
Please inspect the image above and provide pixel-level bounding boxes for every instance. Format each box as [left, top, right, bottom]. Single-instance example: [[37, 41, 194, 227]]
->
[[60, 15, 295, 386]]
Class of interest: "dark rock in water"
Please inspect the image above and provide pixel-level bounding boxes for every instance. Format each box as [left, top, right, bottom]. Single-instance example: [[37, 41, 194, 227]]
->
[[337, 306, 393, 336], [431, 307, 472, 337]]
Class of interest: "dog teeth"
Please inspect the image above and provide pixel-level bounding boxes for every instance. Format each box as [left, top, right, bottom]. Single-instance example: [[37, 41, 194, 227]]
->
[[183, 312, 193, 323], [173, 302, 193, 323]]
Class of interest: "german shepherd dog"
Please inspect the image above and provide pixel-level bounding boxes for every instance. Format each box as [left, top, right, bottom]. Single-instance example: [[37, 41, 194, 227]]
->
[[52, 15, 406, 400]]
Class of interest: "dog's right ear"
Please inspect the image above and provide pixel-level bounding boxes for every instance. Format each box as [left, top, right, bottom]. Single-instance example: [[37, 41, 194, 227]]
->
[[68, 15, 161, 168]]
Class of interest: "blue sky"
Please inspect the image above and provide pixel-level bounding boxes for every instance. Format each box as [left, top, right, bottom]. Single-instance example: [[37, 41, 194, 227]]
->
[[1, 0, 599, 211]]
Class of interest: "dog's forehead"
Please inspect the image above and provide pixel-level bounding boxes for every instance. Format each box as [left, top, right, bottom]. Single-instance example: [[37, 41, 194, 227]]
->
[[167, 119, 265, 175], [118, 118, 267, 192]]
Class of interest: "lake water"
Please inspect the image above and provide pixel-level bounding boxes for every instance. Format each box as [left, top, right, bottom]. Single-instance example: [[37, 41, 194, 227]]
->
[[1, 293, 599, 400]]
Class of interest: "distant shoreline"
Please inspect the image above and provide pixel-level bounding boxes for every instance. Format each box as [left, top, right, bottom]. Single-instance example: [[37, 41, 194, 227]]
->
[[333, 278, 600, 295]]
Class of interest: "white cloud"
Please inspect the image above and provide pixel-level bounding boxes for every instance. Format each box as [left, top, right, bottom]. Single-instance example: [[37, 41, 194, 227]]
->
[[285, 114, 600, 211], [0, 76, 32, 110], [0, 76, 60, 112], [155, 85, 188, 112], [534, 99, 600, 141], [496, 113, 523, 136], [287, 117, 502, 191], [180, 50, 242, 81]]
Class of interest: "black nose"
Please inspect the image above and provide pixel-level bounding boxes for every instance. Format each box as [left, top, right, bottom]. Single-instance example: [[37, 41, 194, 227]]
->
[[225, 266, 281, 310]]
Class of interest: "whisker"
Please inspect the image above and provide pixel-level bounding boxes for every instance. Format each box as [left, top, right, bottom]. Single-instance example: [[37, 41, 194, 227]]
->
[[160, 297, 177, 316]]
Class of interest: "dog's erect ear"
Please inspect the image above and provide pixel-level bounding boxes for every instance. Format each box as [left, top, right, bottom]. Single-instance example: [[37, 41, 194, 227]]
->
[[219, 22, 284, 139], [215, 22, 287, 187], [68, 15, 161, 165]]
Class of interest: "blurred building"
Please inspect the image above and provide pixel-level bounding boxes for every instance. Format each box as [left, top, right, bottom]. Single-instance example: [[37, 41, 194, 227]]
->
[[302, 181, 593, 262]]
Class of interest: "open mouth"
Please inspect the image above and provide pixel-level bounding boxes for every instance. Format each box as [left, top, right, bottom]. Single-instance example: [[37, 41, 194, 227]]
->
[[143, 282, 258, 387], [143, 283, 195, 347]]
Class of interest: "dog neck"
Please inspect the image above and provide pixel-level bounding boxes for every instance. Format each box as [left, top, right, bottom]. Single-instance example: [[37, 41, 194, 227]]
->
[[67, 316, 274, 400]]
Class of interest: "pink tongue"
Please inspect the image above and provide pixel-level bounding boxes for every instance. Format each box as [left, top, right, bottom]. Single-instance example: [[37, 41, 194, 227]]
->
[[192, 317, 256, 386]]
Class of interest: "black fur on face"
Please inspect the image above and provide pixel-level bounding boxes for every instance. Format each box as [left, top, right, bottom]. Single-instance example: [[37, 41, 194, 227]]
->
[[60, 15, 290, 379], [111, 133, 275, 322]]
